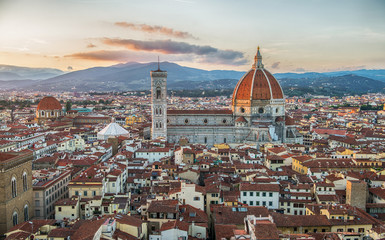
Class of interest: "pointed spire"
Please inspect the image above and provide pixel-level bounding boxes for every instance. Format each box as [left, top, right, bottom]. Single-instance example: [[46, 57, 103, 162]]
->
[[157, 56, 160, 71], [253, 46, 263, 69]]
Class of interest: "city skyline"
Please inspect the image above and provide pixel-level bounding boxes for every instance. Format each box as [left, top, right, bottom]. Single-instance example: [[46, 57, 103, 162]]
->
[[0, 0, 384, 73]]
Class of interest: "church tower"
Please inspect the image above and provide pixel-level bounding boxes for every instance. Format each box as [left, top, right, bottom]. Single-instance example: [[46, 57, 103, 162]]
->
[[151, 61, 168, 140]]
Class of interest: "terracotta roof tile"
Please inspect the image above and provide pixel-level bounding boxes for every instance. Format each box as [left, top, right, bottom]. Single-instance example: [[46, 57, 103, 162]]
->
[[271, 212, 331, 227], [37, 96, 62, 110]]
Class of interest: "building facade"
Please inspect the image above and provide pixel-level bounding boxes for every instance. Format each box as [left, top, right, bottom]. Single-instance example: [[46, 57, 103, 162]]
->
[[0, 151, 34, 235], [33, 169, 71, 219], [239, 183, 280, 209], [35, 96, 63, 124], [151, 48, 302, 145], [151, 66, 168, 140]]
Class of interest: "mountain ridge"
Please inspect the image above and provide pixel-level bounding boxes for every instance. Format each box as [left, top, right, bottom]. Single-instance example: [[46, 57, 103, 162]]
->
[[0, 64, 65, 80], [0, 62, 385, 96]]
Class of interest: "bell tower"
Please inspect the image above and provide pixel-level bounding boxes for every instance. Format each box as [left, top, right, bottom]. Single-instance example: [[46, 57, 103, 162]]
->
[[151, 60, 167, 140]]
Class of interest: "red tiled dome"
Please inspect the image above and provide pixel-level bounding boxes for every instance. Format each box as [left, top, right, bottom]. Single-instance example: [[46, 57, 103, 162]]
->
[[37, 96, 62, 111], [232, 48, 283, 104]]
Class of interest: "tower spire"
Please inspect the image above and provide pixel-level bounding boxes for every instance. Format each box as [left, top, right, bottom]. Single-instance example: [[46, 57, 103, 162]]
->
[[253, 46, 263, 69], [158, 56, 160, 71]]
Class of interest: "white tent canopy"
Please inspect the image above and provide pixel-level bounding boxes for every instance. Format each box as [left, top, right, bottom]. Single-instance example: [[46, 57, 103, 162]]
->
[[97, 122, 130, 140]]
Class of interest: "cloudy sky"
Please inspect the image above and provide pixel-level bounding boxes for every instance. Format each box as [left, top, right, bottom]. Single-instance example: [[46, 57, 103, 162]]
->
[[0, 0, 384, 72]]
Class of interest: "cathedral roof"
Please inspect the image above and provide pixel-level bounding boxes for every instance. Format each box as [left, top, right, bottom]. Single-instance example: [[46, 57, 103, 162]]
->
[[37, 96, 62, 111], [285, 116, 296, 126], [232, 47, 283, 104], [235, 116, 248, 122], [167, 109, 232, 115]]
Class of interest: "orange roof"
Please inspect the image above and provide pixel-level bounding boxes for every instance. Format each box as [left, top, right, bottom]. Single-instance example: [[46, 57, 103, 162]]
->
[[232, 52, 283, 105], [235, 116, 248, 122], [37, 96, 62, 110]]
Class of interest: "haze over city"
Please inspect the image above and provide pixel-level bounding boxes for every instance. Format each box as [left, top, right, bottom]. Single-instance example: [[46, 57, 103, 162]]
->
[[0, 0, 384, 72], [3, 1, 385, 240]]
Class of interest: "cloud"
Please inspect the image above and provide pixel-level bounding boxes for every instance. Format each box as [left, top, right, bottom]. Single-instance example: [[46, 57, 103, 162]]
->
[[65, 50, 133, 62], [101, 38, 245, 64], [114, 22, 197, 39], [87, 43, 96, 48], [271, 62, 280, 69], [66, 38, 246, 65]]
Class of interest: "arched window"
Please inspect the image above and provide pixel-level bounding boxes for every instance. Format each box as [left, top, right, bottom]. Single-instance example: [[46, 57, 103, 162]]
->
[[41, 111, 45, 117], [224, 138, 227, 143], [11, 177, 17, 198], [261, 134, 265, 141], [155, 122, 158, 128], [24, 205, 29, 222], [155, 108, 158, 115], [204, 137, 207, 144], [12, 212, 18, 226], [156, 87, 161, 99], [159, 122, 162, 128], [258, 107, 264, 113], [23, 172, 27, 191], [51, 111, 54, 116], [159, 108, 162, 115]]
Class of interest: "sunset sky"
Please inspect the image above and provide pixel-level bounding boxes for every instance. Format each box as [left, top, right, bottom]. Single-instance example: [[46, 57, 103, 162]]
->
[[0, 0, 384, 73]]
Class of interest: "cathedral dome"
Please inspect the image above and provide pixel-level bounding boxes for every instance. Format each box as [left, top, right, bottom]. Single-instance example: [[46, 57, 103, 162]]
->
[[232, 47, 283, 105], [37, 96, 62, 111]]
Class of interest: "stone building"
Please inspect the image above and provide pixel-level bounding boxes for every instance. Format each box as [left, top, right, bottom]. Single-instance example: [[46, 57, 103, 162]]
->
[[151, 48, 303, 145], [346, 180, 367, 210], [35, 96, 63, 124], [32, 169, 71, 219], [0, 150, 34, 235]]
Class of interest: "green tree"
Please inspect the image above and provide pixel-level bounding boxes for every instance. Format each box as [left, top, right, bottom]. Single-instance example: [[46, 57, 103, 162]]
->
[[66, 101, 72, 112]]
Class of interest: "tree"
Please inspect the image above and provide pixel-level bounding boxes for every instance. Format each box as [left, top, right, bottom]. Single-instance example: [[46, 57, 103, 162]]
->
[[66, 101, 72, 112]]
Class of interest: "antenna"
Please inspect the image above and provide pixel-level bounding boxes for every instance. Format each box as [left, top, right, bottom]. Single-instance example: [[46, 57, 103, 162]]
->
[[157, 56, 160, 70]]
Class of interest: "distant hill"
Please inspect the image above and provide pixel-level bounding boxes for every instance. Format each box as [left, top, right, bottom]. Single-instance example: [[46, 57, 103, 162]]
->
[[0, 64, 64, 80], [24, 62, 245, 92], [280, 74, 385, 96], [169, 78, 238, 90], [274, 69, 385, 81], [170, 74, 385, 97], [0, 79, 36, 89], [274, 72, 327, 79], [324, 69, 385, 81], [0, 61, 384, 96]]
